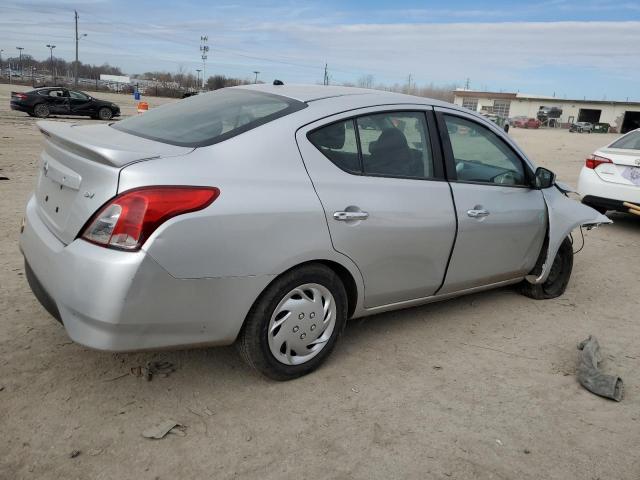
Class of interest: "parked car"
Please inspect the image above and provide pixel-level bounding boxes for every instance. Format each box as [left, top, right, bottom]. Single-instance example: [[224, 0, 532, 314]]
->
[[536, 106, 563, 124], [10, 87, 120, 120], [19, 85, 609, 380], [512, 117, 541, 129], [481, 113, 509, 133], [569, 122, 593, 133], [578, 128, 640, 214]]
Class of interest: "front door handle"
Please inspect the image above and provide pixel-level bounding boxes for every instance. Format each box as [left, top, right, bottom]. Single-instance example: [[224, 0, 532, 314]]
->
[[467, 209, 490, 218], [334, 211, 369, 221]]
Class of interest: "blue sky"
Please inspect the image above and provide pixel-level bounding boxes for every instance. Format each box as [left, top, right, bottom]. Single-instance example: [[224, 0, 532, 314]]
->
[[2, 0, 640, 100]]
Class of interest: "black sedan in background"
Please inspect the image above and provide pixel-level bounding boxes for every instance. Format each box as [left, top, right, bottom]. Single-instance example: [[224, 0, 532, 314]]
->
[[10, 87, 120, 120]]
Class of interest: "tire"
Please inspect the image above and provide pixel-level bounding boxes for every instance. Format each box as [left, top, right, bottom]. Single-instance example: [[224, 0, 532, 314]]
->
[[520, 237, 574, 300], [33, 103, 50, 118], [27, 112, 35, 117], [97, 107, 113, 120], [236, 264, 348, 381]]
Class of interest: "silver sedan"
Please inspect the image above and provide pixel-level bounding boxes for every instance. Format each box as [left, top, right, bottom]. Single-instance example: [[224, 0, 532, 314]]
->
[[20, 84, 609, 380]]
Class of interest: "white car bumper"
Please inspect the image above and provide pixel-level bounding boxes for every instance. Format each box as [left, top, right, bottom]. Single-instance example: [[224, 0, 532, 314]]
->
[[577, 167, 640, 211]]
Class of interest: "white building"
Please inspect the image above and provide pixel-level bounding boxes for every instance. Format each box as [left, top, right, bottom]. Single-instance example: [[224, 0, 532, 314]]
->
[[452, 89, 640, 133]]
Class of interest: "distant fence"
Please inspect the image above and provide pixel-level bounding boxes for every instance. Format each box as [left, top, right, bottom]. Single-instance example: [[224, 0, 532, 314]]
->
[[0, 73, 191, 98]]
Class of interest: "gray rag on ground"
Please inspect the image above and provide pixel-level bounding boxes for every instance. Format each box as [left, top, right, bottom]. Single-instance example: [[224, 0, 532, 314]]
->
[[577, 336, 623, 402]]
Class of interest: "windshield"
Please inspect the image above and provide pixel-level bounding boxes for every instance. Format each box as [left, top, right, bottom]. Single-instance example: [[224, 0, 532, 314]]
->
[[112, 88, 306, 147], [610, 131, 640, 150]]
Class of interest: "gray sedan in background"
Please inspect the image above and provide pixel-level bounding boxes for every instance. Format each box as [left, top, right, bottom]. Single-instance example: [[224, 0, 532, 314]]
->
[[20, 85, 609, 380]]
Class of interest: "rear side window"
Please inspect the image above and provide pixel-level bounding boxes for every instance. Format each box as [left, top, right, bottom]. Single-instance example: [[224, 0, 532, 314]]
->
[[308, 111, 435, 180], [112, 89, 306, 147], [357, 112, 433, 178], [307, 120, 360, 174]]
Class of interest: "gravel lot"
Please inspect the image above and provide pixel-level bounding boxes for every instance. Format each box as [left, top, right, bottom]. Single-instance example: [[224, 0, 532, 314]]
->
[[1, 83, 639, 479]]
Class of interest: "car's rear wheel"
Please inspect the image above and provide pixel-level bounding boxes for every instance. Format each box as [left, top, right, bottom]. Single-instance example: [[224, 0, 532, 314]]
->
[[520, 237, 574, 300], [33, 103, 50, 118], [236, 264, 348, 381], [97, 107, 113, 120]]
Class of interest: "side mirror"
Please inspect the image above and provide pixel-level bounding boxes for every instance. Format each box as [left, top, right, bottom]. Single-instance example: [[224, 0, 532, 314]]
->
[[533, 167, 556, 189]]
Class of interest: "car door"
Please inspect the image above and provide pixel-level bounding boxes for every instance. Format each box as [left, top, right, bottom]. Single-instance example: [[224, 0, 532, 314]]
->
[[68, 90, 94, 115], [45, 89, 70, 115], [434, 107, 547, 294], [297, 107, 456, 308]]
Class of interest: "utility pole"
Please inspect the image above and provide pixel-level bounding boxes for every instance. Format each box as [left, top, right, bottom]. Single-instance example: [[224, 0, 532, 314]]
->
[[74, 10, 79, 86], [16, 47, 24, 75], [200, 36, 209, 89], [0, 49, 3, 76], [323, 63, 329, 85], [196, 69, 201, 88], [407, 73, 413, 93], [253, 71, 260, 83], [465, 77, 470, 90], [46, 44, 56, 83]]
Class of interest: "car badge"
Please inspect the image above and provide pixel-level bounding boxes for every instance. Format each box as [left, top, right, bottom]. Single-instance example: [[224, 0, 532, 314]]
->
[[43, 161, 49, 177], [83, 192, 95, 199]]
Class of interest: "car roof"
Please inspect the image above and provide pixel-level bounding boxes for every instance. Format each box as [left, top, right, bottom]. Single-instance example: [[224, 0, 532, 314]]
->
[[234, 83, 454, 110]]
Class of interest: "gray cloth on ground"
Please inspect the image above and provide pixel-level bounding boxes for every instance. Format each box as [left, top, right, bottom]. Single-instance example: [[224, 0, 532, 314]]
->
[[577, 335, 623, 402]]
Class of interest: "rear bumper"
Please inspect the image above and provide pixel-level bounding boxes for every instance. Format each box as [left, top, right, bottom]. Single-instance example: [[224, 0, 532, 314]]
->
[[578, 167, 640, 209], [582, 195, 628, 212], [10, 102, 30, 113], [20, 195, 273, 352]]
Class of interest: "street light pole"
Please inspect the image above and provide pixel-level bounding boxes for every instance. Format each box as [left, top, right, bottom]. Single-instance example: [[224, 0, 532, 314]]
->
[[253, 71, 260, 83], [46, 44, 56, 83], [0, 49, 4, 76], [16, 46, 24, 75]]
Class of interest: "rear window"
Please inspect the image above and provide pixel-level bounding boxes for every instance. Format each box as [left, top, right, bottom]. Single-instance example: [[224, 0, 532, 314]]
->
[[610, 131, 640, 150], [112, 89, 306, 147]]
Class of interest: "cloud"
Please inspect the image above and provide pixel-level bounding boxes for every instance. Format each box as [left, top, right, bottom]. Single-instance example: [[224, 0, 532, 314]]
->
[[1, 0, 639, 98]]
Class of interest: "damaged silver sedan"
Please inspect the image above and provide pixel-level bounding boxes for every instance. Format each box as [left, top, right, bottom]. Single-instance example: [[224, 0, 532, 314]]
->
[[19, 84, 610, 380]]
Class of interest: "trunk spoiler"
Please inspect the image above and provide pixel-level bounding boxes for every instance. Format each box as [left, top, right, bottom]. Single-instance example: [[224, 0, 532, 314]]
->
[[37, 120, 192, 168]]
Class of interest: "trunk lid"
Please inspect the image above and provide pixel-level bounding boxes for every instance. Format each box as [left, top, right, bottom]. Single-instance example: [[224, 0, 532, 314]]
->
[[594, 148, 640, 186], [34, 121, 193, 244]]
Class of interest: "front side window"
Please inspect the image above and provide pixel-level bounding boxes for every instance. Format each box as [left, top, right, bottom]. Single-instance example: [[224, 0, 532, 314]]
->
[[113, 89, 306, 147], [444, 115, 527, 186], [308, 111, 435, 180], [69, 90, 89, 100]]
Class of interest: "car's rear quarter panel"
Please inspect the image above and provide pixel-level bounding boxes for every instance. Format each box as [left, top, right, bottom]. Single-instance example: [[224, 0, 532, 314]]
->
[[118, 118, 362, 285]]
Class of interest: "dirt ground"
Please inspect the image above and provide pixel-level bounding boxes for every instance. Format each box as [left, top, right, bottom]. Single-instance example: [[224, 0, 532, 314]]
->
[[1, 82, 639, 480]]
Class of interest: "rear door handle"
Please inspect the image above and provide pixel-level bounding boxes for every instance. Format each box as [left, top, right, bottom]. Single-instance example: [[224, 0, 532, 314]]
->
[[334, 211, 369, 221], [467, 209, 490, 218]]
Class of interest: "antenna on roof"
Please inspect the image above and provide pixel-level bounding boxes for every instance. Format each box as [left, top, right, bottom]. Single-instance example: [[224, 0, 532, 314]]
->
[[273, 79, 284, 86]]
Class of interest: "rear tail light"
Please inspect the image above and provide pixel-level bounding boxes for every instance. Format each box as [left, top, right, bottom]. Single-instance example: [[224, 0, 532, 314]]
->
[[585, 154, 612, 169], [13, 93, 28, 100], [80, 186, 220, 251]]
